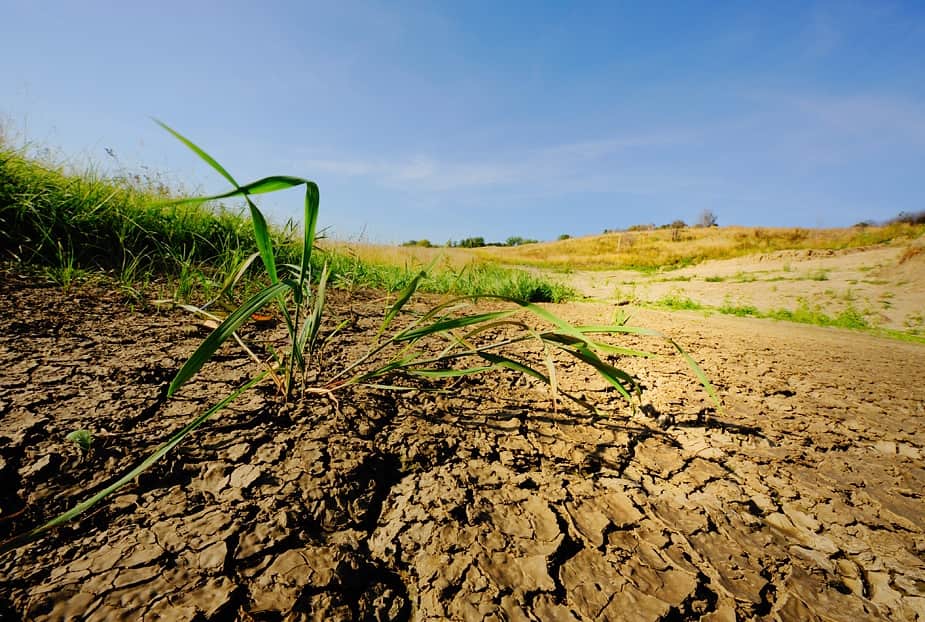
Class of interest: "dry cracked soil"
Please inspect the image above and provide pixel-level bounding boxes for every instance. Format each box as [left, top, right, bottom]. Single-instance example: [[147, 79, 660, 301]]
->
[[1, 268, 924, 621]]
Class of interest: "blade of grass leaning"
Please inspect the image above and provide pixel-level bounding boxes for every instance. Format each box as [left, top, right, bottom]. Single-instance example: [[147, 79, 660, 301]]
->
[[0, 372, 266, 554], [433, 325, 543, 382], [666, 337, 723, 411], [395, 310, 516, 342], [358, 383, 452, 393], [203, 251, 261, 310], [478, 351, 550, 384], [541, 339, 559, 412], [404, 364, 500, 378], [243, 196, 279, 284], [169, 280, 291, 396], [153, 176, 312, 208], [574, 324, 663, 337], [299, 182, 320, 292], [175, 302, 286, 392], [380, 255, 441, 334], [388, 334, 535, 371], [154, 119, 239, 187], [550, 342, 637, 403], [432, 319, 532, 360], [298, 261, 329, 357], [476, 350, 596, 413], [540, 332, 656, 358], [572, 324, 721, 409]]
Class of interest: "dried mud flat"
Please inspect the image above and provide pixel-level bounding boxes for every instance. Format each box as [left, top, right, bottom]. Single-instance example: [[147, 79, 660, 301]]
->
[[1, 270, 924, 621]]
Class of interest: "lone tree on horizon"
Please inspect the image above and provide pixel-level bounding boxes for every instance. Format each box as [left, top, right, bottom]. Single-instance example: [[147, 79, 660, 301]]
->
[[698, 209, 718, 227]]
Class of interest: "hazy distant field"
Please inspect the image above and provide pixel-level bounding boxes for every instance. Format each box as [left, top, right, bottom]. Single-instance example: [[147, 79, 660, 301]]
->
[[329, 225, 925, 340]]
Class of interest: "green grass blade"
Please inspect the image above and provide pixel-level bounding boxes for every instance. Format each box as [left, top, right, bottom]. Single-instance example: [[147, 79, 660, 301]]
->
[[168, 280, 291, 396], [552, 343, 636, 403], [380, 268, 425, 334], [395, 310, 516, 342], [300, 182, 320, 292], [380, 255, 441, 334], [244, 197, 278, 284], [478, 352, 550, 384], [540, 332, 656, 358], [153, 176, 312, 208], [154, 119, 239, 188], [405, 364, 499, 378], [541, 339, 559, 409], [574, 324, 663, 337], [360, 383, 451, 393], [238, 176, 311, 195], [460, 320, 530, 339], [430, 319, 530, 360], [205, 251, 261, 309], [353, 357, 418, 383], [0, 372, 266, 554], [298, 261, 329, 356], [666, 338, 723, 411]]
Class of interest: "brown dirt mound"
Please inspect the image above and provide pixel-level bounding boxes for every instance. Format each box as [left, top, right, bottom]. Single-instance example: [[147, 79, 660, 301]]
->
[[1, 271, 924, 620]]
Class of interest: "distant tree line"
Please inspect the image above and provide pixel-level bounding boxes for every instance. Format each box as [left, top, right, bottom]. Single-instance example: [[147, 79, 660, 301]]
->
[[855, 210, 925, 227], [402, 208, 923, 249], [402, 235, 543, 249], [603, 210, 718, 235]]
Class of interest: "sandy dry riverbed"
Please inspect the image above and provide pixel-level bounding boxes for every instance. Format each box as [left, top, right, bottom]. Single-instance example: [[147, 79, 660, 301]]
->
[[560, 243, 925, 335]]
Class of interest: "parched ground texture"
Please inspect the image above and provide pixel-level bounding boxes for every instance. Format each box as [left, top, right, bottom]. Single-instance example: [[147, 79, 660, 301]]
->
[[1, 269, 924, 621]]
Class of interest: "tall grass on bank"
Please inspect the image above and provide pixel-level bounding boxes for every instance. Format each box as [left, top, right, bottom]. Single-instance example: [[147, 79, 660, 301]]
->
[[0, 140, 569, 301], [0, 142, 291, 279]]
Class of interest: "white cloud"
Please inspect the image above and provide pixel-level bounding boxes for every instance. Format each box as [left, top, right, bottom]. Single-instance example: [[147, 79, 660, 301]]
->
[[301, 154, 518, 191], [538, 130, 700, 160], [786, 93, 925, 141], [297, 128, 700, 193]]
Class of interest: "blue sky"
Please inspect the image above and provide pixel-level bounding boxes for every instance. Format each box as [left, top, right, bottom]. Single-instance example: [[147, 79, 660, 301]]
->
[[3, 1, 924, 243]]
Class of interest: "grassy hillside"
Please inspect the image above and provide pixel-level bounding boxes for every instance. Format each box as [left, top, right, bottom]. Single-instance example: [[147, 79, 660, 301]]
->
[[471, 224, 925, 271], [0, 142, 572, 302], [326, 223, 925, 274]]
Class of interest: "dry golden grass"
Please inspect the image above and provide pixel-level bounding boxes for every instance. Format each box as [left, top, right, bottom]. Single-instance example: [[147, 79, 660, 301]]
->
[[900, 243, 925, 264], [472, 224, 925, 270], [322, 224, 925, 272], [317, 240, 479, 269]]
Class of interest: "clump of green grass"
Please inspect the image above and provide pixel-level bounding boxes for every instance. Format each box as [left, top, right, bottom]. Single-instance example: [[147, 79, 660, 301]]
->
[[768, 300, 869, 330], [732, 271, 757, 283], [650, 290, 873, 331], [704, 275, 724, 283], [317, 249, 573, 302], [806, 269, 830, 281], [0, 123, 720, 553], [653, 274, 692, 283], [904, 312, 924, 335], [718, 300, 760, 317], [654, 292, 704, 311]]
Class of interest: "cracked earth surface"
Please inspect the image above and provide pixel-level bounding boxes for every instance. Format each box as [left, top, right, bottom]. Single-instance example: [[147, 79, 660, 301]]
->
[[1, 270, 924, 621]]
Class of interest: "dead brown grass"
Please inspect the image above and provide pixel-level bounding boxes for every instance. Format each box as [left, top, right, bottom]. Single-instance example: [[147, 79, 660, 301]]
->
[[472, 224, 925, 270], [321, 224, 925, 273], [899, 243, 925, 264], [317, 240, 478, 269]]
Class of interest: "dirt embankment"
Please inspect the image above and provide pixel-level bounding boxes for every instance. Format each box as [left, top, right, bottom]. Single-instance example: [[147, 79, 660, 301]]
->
[[1, 271, 924, 621]]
